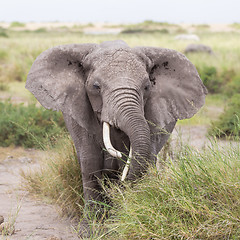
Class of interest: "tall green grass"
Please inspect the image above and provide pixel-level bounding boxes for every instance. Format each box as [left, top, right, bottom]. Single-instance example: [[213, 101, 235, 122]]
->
[[104, 141, 240, 239], [210, 94, 240, 138]]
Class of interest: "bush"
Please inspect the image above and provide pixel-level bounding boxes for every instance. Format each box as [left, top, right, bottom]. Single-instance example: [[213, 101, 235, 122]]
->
[[197, 66, 223, 93], [0, 27, 8, 38], [10, 21, 26, 28], [0, 31, 8, 38], [34, 28, 47, 33], [196, 66, 237, 95], [0, 49, 8, 61], [209, 94, 240, 138], [224, 75, 240, 96], [0, 101, 65, 148], [0, 83, 9, 91]]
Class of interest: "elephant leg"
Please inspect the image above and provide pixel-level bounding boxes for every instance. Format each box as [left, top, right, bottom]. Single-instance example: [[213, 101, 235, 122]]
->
[[64, 115, 103, 202], [63, 114, 104, 201], [63, 115, 104, 236], [78, 133, 104, 203]]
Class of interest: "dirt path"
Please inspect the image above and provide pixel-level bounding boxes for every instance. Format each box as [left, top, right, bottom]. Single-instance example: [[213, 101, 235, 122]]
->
[[0, 149, 79, 240], [172, 125, 209, 149]]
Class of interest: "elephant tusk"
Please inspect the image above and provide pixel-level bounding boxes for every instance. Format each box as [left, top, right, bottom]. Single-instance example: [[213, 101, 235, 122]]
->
[[103, 122, 122, 158], [121, 146, 132, 181]]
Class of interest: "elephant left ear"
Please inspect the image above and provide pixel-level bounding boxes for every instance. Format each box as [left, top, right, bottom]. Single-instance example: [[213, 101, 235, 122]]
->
[[135, 47, 207, 130]]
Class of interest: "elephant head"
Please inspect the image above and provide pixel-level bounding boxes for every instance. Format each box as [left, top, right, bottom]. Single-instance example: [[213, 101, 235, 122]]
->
[[26, 40, 207, 181]]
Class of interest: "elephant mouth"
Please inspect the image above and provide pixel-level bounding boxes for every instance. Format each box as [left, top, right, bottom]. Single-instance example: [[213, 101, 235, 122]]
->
[[102, 122, 132, 181]]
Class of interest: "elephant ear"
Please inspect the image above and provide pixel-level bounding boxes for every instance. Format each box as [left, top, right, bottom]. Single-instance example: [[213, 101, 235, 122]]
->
[[135, 47, 207, 130], [26, 43, 98, 132]]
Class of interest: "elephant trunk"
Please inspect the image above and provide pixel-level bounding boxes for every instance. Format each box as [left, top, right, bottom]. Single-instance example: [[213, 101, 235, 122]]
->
[[118, 109, 151, 180], [102, 89, 151, 180]]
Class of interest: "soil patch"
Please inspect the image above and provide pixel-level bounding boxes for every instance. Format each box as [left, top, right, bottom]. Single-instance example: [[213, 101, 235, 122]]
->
[[0, 149, 78, 240]]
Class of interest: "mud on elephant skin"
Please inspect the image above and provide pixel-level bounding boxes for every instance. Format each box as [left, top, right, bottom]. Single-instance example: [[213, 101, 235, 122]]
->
[[26, 40, 207, 234]]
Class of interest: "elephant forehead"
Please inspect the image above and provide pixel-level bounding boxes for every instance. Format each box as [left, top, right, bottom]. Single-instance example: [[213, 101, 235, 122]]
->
[[93, 50, 146, 78]]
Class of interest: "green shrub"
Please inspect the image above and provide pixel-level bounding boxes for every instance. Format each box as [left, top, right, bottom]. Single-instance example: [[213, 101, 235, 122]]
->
[[34, 28, 47, 33], [0, 31, 8, 38], [0, 49, 8, 61], [209, 94, 240, 138], [10, 21, 26, 28], [0, 27, 8, 38], [0, 101, 65, 148], [221, 68, 236, 83], [0, 83, 9, 91], [197, 66, 222, 93], [224, 75, 240, 96]]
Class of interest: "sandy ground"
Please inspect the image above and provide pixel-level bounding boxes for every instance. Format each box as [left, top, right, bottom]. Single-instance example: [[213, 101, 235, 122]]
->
[[0, 148, 79, 240], [173, 125, 207, 149]]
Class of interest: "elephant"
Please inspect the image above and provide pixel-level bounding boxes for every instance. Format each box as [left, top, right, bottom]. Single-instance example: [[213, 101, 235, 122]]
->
[[184, 44, 213, 55], [26, 40, 207, 235]]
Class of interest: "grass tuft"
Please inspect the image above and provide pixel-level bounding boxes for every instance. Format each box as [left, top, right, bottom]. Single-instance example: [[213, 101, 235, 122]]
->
[[104, 141, 240, 239], [209, 94, 240, 138], [21, 135, 84, 219]]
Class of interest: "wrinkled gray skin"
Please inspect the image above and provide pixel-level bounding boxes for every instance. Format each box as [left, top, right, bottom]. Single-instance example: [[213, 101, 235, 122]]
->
[[184, 44, 213, 54], [26, 40, 207, 236]]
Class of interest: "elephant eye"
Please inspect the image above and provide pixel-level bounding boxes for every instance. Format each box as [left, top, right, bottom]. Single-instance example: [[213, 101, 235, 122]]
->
[[144, 84, 150, 91], [93, 81, 101, 90]]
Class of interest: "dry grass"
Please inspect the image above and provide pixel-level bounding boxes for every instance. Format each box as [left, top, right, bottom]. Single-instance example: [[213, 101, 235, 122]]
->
[[21, 135, 84, 219]]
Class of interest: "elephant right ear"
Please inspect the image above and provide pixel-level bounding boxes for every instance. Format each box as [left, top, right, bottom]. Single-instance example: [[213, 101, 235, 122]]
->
[[26, 43, 98, 132], [134, 46, 207, 130]]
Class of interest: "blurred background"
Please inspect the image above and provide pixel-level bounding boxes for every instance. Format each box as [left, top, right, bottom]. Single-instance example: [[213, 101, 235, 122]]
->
[[1, 0, 240, 147]]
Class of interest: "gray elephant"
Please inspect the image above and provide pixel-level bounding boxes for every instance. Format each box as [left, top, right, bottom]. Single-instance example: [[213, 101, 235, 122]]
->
[[184, 44, 213, 54], [26, 40, 207, 235]]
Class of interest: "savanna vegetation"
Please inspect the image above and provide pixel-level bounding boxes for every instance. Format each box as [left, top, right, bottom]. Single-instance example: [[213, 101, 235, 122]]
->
[[0, 101, 65, 148], [1, 21, 240, 239]]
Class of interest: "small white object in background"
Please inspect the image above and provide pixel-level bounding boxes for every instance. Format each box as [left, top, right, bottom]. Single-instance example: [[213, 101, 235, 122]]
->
[[175, 34, 200, 41]]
